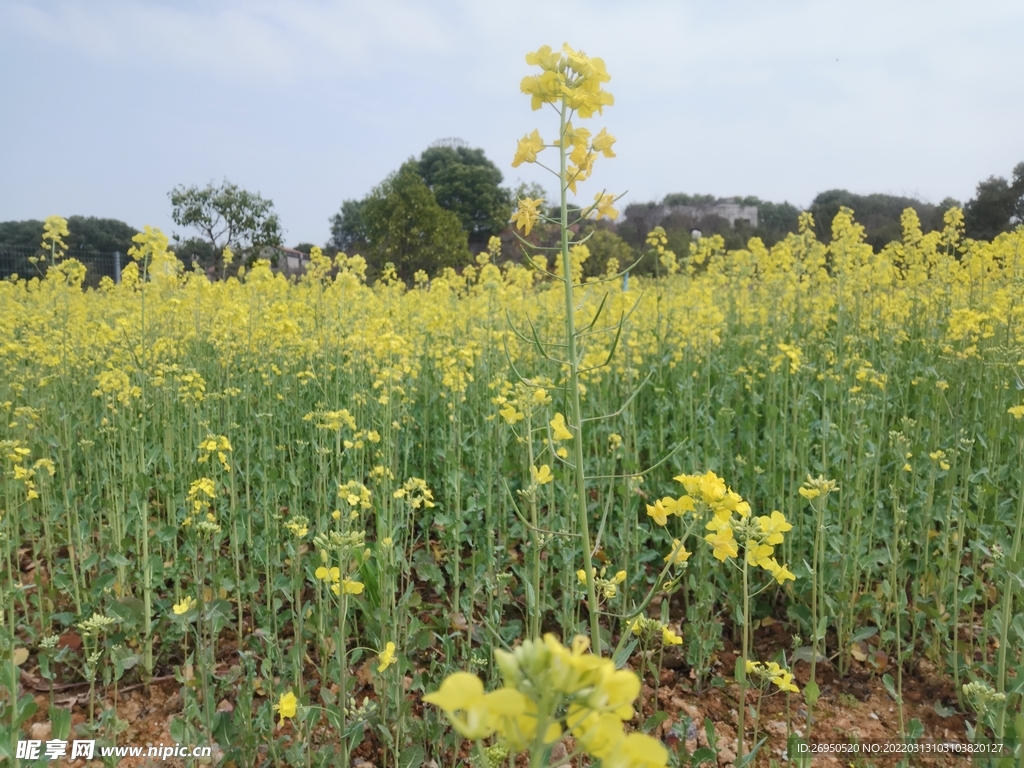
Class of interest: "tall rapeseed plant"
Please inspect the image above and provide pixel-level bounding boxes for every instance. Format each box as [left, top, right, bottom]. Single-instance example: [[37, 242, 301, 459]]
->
[[510, 44, 624, 652]]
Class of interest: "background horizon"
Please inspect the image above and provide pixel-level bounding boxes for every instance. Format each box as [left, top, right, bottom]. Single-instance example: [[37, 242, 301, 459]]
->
[[2, 0, 1022, 246]]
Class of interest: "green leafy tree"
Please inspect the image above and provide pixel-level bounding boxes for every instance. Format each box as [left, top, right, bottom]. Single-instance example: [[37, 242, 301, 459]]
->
[[328, 199, 369, 252], [415, 143, 512, 244], [662, 192, 716, 206], [169, 180, 282, 271], [0, 216, 139, 283], [737, 198, 800, 246], [171, 237, 215, 268], [0, 219, 46, 251], [964, 163, 1024, 240], [0, 216, 137, 254], [64, 216, 138, 253], [810, 190, 947, 250], [360, 162, 471, 282]]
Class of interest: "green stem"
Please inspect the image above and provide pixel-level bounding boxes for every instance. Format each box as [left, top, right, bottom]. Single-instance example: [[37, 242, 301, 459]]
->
[[556, 99, 601, 652], [737, 559, 749, 762]]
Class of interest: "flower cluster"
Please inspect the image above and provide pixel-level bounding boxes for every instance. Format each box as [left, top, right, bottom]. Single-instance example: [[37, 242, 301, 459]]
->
[[312, 530, 368, 596], [646, 470, 796, 583], [798, 474, 838, 500], [172, 596, 195, 615], [746, 659, 799, 693], [646, 227, 678, 275], [3, 442, 49, 501], [628, 616, 683, 647], [519, 44, 613, 118], [337, 480, 373, 511], [184, 477, 217, 527], [511, 43, 619, 237], [393, 477, 435, 509], [40, 215, 70, 261], [576, 566, 626, 600], [424, 634, 667, 766], [197, 434, 232, 471]]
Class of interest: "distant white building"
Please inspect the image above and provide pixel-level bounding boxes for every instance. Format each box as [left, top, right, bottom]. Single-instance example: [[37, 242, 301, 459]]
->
[[671, 198, 757, 228], [277, 247, 310, 274], [252, 245, 311, 275], [625, 198, 758, 229]]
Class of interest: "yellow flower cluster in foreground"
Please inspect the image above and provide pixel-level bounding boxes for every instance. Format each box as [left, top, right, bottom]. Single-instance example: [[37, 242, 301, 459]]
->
[[425, 634, 667, 767]]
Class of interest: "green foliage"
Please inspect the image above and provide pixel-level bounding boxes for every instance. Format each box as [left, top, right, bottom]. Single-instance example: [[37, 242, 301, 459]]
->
[[0, 216, 137, 254], [513, 180, 548, 203], [169, 180, 283, 269], [964, 162, 1024, 240], [328, 199, 369, 252], [663, 192, 717, 207], [330, 145, 510, 275], [577, 225, 636, 278], [171, 236, 215, 268], [360, 162, 471, 282], [415, 144, 512, 244], [0, 219, 41, 250], [809, 189, 947, 250], [742, 198, 800, 246]]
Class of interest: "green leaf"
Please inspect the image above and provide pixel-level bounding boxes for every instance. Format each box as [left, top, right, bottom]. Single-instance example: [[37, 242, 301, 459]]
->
[[400, 746, 425, 768], [815, 614, 829, 642], [850, 625, 878, 643], [791, 646, 826, 665], [643, 711, 669, 733], [692, 747, 718, 765], [612, 638, 637, 669], [906, 718, 924, 740], [15, 692, 38, 728], [170, 715, 188, 745], [882, 673, 900, 702], [735, 736, 768, 767], [703, 717, 717, 747], [803, 679, 820, 708], [109, 596, 146, 628], [49, 705, 72, 740]]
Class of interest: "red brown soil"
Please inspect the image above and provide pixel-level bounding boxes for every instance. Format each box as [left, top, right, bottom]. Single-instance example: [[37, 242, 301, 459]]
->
[[18, 621, 974, 768]]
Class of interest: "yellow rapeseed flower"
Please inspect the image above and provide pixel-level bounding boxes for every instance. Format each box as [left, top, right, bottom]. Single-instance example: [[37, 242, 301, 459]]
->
[[340, 578, 364, 595], [763, 557, 796, 584], [274, 691, 298, 724], [511, 197, 545, 236], [592, 192, 619, 221], [664, 539, 691, 564], [756, 510, 792, 545], [499, 403, 524, 424], [172, 596, 195, 615], [423, 672, 524, 740], [378, 641, 396, 672], [511, 129, 545, 168], [532, 464, 553, 485], [550, 412, 573, 441], [315, 566, 341, 583]]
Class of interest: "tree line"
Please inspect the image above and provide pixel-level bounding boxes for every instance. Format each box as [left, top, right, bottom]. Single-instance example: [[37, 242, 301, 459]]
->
[[2, 155, 1021, 283]]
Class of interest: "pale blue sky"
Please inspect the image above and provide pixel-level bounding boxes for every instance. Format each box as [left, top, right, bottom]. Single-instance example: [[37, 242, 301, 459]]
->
[[1, 0, 1021, 246]]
